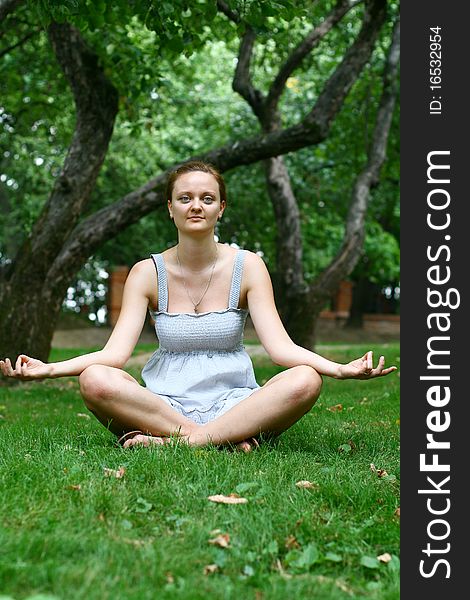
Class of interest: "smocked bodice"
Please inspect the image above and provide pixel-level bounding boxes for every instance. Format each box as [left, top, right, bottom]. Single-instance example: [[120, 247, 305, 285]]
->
[[148, 250, 248, 353]]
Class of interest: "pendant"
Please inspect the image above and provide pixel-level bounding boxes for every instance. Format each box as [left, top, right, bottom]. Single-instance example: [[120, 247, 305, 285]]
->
[[194, 307, 198, 314]]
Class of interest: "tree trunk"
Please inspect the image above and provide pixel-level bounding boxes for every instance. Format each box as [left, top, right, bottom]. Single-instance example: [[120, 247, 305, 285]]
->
[[252, 1, 390, 346], [0, 22, 118, 363], [346, 278, 368, 328]]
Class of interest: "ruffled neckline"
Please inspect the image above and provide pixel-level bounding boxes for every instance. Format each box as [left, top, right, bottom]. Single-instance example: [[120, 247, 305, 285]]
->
[[149, 306, 248, 318]]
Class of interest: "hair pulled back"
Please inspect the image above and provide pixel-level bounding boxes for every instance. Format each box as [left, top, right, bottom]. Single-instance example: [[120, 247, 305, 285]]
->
[[166, 161, 227, 204]]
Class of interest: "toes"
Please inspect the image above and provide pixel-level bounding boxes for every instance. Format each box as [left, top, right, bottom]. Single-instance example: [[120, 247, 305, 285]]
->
[[123, 434, 168, 448], [236, 441, 252, 453]]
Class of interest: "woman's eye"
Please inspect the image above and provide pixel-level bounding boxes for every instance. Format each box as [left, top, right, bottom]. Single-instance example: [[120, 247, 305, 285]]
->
[[203, 196, 214, 204], [179, 195, 190, 203]]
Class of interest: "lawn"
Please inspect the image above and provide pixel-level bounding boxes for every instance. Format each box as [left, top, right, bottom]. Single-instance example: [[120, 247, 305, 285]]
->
[[0, 343, 400, 600]]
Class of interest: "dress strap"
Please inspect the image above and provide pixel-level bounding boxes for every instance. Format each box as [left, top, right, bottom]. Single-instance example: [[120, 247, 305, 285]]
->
[[228, 250, 246, 309], [150, 254, 168, 312]]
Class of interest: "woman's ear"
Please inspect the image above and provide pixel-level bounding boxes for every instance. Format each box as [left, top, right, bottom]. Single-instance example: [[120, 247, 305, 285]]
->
[[218, 200, 226, 220], [168, 199, 173, 219]]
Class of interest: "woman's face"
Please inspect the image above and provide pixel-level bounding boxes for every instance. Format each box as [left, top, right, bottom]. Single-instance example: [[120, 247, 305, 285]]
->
[[168, 171, 225, 233]]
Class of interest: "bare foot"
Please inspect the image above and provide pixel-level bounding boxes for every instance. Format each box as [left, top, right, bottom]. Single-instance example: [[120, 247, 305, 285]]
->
[[234, 438, 260, 453], [122, 434, 171, 449]]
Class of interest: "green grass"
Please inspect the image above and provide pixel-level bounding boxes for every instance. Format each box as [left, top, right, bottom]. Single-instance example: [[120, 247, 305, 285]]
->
[[0, 344, 400, 600]]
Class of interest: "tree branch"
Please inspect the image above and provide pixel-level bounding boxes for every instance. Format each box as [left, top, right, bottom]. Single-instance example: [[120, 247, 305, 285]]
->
[[216, 0, 241, 24], [232, 26, 265, 119], [307, 0, 387, 136], [312, 15, 400, 298], [10, 22, 118, 287], [265, 0, 360, 114], [0, 27, 39, 58]]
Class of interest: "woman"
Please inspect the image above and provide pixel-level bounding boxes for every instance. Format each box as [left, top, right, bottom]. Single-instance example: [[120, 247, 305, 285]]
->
[[0, 161, 396, 452]]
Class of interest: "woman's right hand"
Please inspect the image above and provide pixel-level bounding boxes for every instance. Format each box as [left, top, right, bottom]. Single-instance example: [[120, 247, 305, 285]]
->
[[0, 355, 52, 380]]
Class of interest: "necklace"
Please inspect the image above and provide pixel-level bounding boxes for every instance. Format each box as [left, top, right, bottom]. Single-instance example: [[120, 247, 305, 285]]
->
[[176, 244, 218, 313]]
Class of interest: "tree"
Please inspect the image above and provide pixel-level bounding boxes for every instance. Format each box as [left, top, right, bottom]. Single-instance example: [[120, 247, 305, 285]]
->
[[223, 0, 399, 346], [1, 0, 398, 363]]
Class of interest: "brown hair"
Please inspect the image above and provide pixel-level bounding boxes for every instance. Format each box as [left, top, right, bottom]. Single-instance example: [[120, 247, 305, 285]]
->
[[165, 161, 227, 204]]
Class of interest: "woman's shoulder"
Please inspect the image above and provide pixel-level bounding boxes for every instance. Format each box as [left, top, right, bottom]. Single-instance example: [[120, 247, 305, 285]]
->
[[241, 249, 266, 269], [129, 257, 156, 274]]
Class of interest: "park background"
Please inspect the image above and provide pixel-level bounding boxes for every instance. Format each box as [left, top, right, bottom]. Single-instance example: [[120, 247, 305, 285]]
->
[[0, 1, 400, 599]]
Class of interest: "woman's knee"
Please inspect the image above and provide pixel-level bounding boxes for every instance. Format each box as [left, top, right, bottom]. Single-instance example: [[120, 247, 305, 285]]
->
[[289, 365, 322, 406], [79, 365, 115, 406]]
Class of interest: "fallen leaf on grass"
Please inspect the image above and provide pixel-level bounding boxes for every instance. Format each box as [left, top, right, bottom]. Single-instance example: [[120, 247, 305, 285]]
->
[[203, 564, 219, 575], [377, 552, 392, 563], [327, 403, 343, 412], [208, 533, 230, 548], [165, 572, 174, 584], [134, 497, 153, 513], [207, 494, 248, 504], [338, 440, 356, 454], [284, 535, 300, 550], [76, 413, 91, 419], [66, 484, 81, 491], [394, 507, 400, 518], [295, 480, 319, 490], [370, 463, 388, 478], [104, 466, 126, 479]]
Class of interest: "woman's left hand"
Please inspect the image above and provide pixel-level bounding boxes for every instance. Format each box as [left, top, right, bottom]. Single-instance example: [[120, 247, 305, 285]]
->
[[337, 351, 397, 380]]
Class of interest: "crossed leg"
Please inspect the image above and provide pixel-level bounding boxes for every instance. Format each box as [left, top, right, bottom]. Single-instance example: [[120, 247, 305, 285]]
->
[[79, 364, 322, 448]]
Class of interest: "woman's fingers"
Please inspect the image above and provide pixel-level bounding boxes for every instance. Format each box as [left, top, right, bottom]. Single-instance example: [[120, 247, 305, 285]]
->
[[371, 355, 385, 376], [0, 356, 26, 378], [6, 358, 14, 376], [380, 366, 398, 376]]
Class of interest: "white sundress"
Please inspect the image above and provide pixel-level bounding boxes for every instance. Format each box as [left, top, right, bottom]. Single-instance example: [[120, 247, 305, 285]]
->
[[141, 249, 260, 425]]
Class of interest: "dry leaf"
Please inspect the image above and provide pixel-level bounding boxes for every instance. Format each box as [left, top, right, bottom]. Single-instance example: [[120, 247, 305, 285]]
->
[[207, 494, 248, 504], [66, 484, 81, 491], [394, 507, 400, 518], [98, 513, 105, 522], [104, 466, 126, 479], [165, 572, 174, 584], [370, 463, 388, 478], [285, 535, 300, 550], [203, 564, 219, 575], [76, 412, 91, 419], [208, 533, 230, 548], [295, 480, 319, 490], [377, 552, 392, 563], [327, 403, 343, 412]]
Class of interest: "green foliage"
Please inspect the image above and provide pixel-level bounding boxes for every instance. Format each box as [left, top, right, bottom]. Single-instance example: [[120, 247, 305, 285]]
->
[[1, 0, 399, 308]]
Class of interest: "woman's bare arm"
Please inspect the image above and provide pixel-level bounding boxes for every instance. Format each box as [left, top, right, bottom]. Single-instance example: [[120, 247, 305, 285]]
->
[[245, 253, 396, 379], [0, 259, 156, 380]]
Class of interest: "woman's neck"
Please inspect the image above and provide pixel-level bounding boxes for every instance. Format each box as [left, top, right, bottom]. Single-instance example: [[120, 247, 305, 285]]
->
[[174, 233, 218, 271]]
